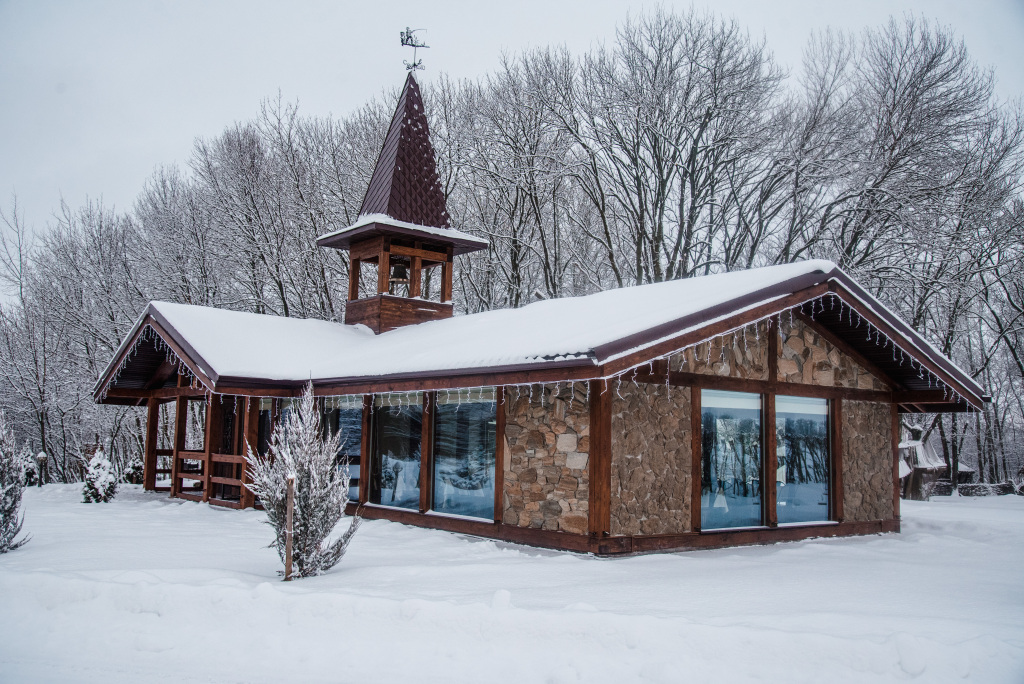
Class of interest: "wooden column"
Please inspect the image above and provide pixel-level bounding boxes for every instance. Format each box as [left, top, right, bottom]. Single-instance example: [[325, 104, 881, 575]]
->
[[831, 398, 844, 522], [588, 379, 611, 537], [765, 393, 778, 527], [359, 396, 372, 504], [348, 257, 360, 300], [409, 255, 422, 298], [378, 239, 391, 295], [691, 388, 702, 532], [768, 317, 779, 383], [891, 404, 901, 521], [203, 395, 225, 502], [239, 397, 260, 509], [493, 387, 506, 524], [419, 392, 434, 513], [170, 396, 188, 498], [143, 398, 159, 491], [440, 247, 453, 303]]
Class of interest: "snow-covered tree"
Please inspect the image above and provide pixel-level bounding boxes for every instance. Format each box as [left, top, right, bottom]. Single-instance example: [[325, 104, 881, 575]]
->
[[0, 411, 29, 553], [82, 448, 117, 503], [122, 452, 144, 485], [246, 382, 360, 578]]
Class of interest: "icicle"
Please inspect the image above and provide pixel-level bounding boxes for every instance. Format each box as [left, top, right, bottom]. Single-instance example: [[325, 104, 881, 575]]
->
[[615, 376, 624, 401]]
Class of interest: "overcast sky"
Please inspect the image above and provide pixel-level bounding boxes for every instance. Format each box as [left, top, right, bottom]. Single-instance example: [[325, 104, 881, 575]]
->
[[1, 0, 1022, 230]]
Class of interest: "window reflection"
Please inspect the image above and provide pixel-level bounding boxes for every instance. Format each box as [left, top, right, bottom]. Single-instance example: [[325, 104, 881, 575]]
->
[[775, 395, 829, 524], [371, 393, 422, 510], [432, 388, 496, 520], [324, 395, 364, 502], [701, 389, 762, 529]]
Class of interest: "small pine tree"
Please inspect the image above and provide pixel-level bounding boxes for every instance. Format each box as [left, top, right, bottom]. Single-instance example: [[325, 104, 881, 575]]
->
[[246, 382, 360, 578], [82, 448, 118, 503], [19, 446, 38, 487], [0, 411, 29, 553], [123, 452, 144, 485]]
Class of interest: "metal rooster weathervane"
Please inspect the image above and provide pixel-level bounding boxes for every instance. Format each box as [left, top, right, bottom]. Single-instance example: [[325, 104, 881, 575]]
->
[[400, 27, 429, 71]]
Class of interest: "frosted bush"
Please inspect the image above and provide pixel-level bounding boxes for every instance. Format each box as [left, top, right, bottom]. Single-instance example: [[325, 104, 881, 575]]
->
[[82, 448, 117, 503], [246, 382, 360, 578], [0, 411, 29, 553], [123, 452, 144, 485]]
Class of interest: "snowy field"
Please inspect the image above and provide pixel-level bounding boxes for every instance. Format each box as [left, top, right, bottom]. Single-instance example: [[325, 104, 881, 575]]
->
[[1, 486, 1022, 683]]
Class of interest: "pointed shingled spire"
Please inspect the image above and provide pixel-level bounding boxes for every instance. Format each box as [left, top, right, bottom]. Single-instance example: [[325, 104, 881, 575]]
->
[[359, 73, 451, 228]]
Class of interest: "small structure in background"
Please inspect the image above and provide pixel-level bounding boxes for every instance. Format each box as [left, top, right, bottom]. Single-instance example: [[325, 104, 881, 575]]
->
[[898, 427, 977, 500]]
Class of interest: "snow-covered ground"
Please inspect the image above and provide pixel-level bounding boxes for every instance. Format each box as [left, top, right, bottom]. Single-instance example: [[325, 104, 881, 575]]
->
[[1, 486, 1022, 683]]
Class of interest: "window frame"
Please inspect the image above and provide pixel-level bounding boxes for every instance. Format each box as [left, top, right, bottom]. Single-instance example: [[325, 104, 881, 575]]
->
[[698, 388, 836, 533]]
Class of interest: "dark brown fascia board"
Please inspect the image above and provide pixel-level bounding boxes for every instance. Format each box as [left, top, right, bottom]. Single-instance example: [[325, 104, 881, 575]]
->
[[825, 279, 985, 408], [316, 221, 488, 256], [93, 305, 218, 403]]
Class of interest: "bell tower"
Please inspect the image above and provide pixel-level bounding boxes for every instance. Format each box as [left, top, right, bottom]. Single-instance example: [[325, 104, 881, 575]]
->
[[317, 73, 487, 333]]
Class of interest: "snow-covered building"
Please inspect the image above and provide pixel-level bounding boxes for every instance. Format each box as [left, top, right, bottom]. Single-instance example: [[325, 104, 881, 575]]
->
[[94, 74, 987, 554]]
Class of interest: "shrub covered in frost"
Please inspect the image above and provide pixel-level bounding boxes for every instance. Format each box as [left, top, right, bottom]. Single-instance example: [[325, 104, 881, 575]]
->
[[0, 411, 30, 553], [123, 452, 144, 485], [82, 448, 118, 503], [246, 382, 360, 578], [19, 447, 38, 487]]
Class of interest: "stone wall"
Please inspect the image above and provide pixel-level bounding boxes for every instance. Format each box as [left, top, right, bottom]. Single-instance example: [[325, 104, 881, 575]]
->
[[779, 316, 888, 390], [609, 381, 692, 536], [502, 384, 590, 534], [676, 321, 770, 380], [843, 400, 895, 521]]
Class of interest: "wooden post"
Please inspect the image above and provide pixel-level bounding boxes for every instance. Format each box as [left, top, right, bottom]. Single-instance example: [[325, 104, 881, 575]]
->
[[240, 397, 260, 509], [419, 391, 433, 513], [493, 387, 506, 524], [440, 247, 453, 303], [409, 255, 422, 298], [348, 257, 360, 300], [691, 387, 702, 532], [892, 403, 901, 521], [284, 474, 295, 581], [765, 393, 777, 527], [170, 396, 188, 498], [143, 398, 159, 491], [203, 395, 225, 502], [378, 240, 391, 295], [359, 396, 372, 504], [587, 379, 611, 537], [832, 398, 844, 522]]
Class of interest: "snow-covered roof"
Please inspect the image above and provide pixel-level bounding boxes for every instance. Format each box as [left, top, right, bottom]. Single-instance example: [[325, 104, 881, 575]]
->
[[94, 259, 987, 405]]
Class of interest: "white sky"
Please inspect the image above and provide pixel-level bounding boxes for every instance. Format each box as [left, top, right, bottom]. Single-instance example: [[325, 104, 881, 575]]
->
[[1, 0, 1022, 230]]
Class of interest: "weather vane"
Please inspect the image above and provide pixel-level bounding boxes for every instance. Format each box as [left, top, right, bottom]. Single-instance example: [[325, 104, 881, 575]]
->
[[400, 27, 429, 71]]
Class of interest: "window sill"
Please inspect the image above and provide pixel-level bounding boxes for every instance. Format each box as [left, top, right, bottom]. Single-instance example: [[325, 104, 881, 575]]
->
[[776, 520, 839, 528], [425, 510, 496, 524], [700, 525, 769, 534]]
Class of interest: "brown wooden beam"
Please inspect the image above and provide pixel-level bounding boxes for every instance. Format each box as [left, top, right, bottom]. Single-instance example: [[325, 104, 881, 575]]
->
[[588, 379, 611, 537], [765, 393, 777, 528], [170, 396, 188, 498], [240, 396, 259, 509], [493, 387, 506, 524], [633, 370, 893, 404], [359, 396, 372, 505], [143, 398, 159, 491], [831, 398, 844, 522], [691, 387, 702, 533], [892, 404, 901, 521], [419, 391, 434, 513], [104, 387, 207, 400]]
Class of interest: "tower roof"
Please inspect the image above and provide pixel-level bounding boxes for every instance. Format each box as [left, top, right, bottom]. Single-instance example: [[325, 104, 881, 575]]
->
[[359, 72, 450, 228]]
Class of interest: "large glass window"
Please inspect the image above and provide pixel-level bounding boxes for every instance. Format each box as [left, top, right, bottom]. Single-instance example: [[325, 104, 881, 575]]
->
[[370, 392, 422, 510], [432, 388, 497, 520], [324, 396, 364, 502], [701, 389, 762, 530], [775, 396, 829, 524]]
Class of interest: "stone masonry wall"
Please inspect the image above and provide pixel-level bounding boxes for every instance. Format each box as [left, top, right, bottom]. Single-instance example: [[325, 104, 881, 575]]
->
[[843, 400, 895, 521], [610, 381, 692, 536], [779, 316, 888, 390], [502, 384, 590, 535], [676, 321, 770, 380]]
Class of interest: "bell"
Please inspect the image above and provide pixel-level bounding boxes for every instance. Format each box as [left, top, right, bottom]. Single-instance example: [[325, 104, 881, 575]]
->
[[389, 263, 410, 285]]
